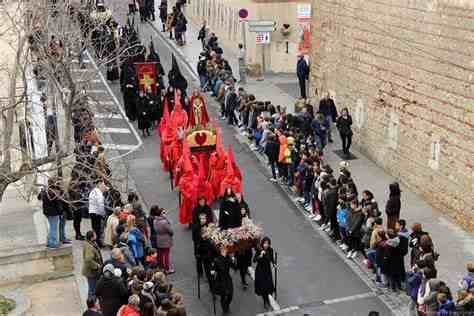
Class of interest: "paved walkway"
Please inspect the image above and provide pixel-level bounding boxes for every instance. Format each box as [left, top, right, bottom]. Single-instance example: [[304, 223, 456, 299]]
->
[[150, 12, 474, 295]]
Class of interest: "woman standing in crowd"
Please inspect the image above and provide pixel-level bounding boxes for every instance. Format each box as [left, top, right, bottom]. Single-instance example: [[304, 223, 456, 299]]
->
[[127, 215, 146, 266], [385, 182, 401, 230], [336, 107, 353, 157], [254, 237, 275, 310], [147, 205, 161, 249], [82, 230, 103, 298], [154, 208, 175, 274]]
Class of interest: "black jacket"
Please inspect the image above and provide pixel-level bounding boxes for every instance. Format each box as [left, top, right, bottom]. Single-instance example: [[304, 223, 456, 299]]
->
[[323, 188, 338, 217], [38, 188, 63, 217], [385, 195, 401, 216], [296, 58, 309, 79], [95, 273, 128, 316], [192, 204, 214, 227], [253, 247, 275, 296], [347, 209, 365, 237], [336, 115, 353, 136], [318, 98, 338, 121], [211, 255, 235, 296], [264, 140, 279, 163]]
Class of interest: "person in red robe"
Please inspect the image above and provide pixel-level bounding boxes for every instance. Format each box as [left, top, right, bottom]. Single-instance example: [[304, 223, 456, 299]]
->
[[170, 90, 188, 130], [194, 154, 215, 205], [219, 146, 242, 196], [188, 89, 210, 127], [178, 141, 196, 225], [158, 98, 172, 171], [209, 127, 228, 197]]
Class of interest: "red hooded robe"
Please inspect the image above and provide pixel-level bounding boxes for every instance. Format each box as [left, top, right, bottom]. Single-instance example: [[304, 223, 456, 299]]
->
[[209, 127, 228, 197], [178, 140, 196, 225], [219, 146, 242, 196]]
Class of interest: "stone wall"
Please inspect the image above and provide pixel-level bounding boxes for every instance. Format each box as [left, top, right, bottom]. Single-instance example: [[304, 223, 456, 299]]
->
[[310, 0, 474, 231]]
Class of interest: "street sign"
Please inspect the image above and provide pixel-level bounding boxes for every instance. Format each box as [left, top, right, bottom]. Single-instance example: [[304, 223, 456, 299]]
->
[[238, 8, 248, 20], [248, 20, 276, 32], [256, 32, 270, 44], [297, 3, 312, 21]]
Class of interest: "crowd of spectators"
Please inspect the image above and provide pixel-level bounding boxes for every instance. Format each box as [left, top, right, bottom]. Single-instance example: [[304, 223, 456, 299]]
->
[[194, 24, 474, 316]]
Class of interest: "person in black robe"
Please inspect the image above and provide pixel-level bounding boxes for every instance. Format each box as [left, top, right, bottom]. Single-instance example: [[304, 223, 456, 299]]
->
[[144, 87, 160, 127], [137, 90, 152, 137], [164, 86, 175, 111], [192, 197, 214, 226], [192, 213, 215, 283], [211, 246, 236, 314], [147, 41, 165, 88], [235, 195, 253, 289], [121, 65, 138, 121], [218, 188, 240, 230], [254, 237, 275, 310], [168, 54, 188, 96], [159, 1, 168, 32], [145, 0, 155, 21]]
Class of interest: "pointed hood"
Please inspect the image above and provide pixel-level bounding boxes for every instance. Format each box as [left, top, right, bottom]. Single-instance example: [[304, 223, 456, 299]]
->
[[227, 146, 242, 181], [215, 126, 225, 157], [182, 139, 193, 175], [168, 54, 188, 91], [158, 98, 170, 137]]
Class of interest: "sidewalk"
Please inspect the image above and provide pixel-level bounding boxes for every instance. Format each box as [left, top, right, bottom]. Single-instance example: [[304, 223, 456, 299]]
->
[[149, 12, 298, 113], [150, 14, 474, 295]]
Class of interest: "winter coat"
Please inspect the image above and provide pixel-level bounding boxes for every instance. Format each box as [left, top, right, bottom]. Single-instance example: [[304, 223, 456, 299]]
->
[[406, 271, 423, 301], [154, 215, 174, 249], [117, 305, 140, 316], [418, 279, 443, 313], [104, 214, 120, 247], [346, 208, 365, 238], [128, 227, 146, 259], [81, 240, 103, 278], [116, 241, 137, 268], [253, 248, 275, 296], [385, 195, 401, 217], [375, 240, 387, 273], [38, 188, 63, 217], [336, 206, 348, 229], [318, 98, 338, 121], [211, 255, 235, 296], [460, 272, 474, 291], [437, 300, 455, 316], [296, 58, 309, 79], [385, 237, 405, 280], [322, 188, 338, 217], [103, 258, 129, 281], [95, 273, 128, 316], [336, 115, 353, 136]]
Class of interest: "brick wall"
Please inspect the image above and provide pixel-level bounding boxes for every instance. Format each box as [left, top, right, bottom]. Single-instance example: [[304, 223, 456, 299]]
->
[[310, 0, 474, 231]]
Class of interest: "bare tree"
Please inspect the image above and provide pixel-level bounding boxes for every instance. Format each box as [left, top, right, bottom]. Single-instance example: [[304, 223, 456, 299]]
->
[[0, 0, 141, 202]]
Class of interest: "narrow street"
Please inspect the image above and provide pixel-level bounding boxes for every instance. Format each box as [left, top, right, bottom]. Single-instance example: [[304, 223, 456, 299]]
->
[[84, 4, 393, 315]]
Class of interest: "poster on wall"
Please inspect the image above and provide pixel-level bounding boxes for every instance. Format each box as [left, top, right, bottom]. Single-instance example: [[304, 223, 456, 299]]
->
[[297, 3, 311, 55]]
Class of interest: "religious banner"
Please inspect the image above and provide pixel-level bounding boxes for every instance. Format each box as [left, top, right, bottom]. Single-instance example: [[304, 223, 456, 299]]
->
[[135, 62, 158, 95]]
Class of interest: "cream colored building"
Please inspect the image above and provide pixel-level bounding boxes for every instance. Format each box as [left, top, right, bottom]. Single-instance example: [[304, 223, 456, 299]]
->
[[187, 0, 312, 73]]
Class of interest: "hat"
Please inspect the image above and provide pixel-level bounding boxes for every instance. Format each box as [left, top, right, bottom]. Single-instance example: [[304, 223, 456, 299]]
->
[[143, 281, 154, 291], [287, 137, 295, 145], [103, 263, 115, 274]]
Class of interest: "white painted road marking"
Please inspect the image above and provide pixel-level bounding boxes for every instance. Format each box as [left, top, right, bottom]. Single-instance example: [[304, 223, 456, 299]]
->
[[94, 113, 123, 119], [89, 100, 115, 106], [86, 50, 143, 158], [102, 144, 140, 151], [86, 89, 107, 94], [322, 292, 376, 305], [72, 59, 90, 63], [99, 127, 132, 134], [256, 306, 300, 316]]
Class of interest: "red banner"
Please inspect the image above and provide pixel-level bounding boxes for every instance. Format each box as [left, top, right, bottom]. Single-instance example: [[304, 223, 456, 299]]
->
[[135, 62, 158, 95]]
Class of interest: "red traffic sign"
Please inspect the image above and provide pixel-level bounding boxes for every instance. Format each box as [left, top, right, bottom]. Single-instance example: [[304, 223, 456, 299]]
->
[[239, 8, 248, 20]]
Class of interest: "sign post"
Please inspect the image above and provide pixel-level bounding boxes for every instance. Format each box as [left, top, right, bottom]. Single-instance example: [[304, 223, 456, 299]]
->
[[238, 9, 248, 49]]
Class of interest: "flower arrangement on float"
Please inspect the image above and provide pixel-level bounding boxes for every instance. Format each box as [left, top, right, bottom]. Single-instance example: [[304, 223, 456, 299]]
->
[[201, 218, 264, 252]]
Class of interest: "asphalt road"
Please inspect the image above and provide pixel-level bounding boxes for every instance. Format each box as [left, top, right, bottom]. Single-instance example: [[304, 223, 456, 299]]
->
[[90, 4, 393, 315]]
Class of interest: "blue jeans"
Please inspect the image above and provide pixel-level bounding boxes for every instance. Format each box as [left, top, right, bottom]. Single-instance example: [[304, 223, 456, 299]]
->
[[47, 215, 66, 247], [87, 277, 98, 298], [199, 74, 208, 89]]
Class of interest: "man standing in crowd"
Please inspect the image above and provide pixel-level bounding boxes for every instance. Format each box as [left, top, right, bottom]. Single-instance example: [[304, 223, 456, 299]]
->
[[319, 92, 338, 143], [237, 43, 247, 85], [296, 54, 310, 100], [38, 177, 71, 249], [89, 181, 108, 248]]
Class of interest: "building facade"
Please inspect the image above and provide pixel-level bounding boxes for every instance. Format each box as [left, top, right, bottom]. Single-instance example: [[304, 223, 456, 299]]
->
[[310, 0, 474, 230], [187, 0, 312, 73]]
